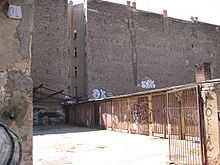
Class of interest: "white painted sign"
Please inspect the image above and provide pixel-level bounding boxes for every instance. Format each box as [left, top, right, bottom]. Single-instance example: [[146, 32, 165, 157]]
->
[[8, 5, 22, 19]]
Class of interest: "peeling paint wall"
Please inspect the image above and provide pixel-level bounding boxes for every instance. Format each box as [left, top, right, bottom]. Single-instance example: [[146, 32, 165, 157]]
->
[[201, 84, 220, 165], [0, 0, 33, 164]]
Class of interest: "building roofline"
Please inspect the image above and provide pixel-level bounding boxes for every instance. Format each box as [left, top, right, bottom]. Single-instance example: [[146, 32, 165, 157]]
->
[[63, 78, 220, 105], [87, 0, 220, 27], [72, 3, 84, 8]]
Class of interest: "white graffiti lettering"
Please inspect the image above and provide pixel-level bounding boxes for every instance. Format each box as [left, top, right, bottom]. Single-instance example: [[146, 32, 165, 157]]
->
[[138, 79, 156, 89]]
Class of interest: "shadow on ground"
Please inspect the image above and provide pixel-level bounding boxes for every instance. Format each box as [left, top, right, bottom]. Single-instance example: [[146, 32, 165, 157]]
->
[[33, 124, 101, 135]]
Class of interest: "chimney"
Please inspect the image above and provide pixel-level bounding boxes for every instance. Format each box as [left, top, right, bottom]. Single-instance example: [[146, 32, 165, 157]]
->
[[163, 10, 168, 17], [132, 2, 136, 9], [195, 17, 198, 22], [127, 1, 131, 6], [195, 63, 212, 82], [190, 16, 195, 22], [69, 0, 73, 5]]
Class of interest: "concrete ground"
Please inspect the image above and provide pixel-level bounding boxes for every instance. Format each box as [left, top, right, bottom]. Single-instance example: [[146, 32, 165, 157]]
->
[[33, 125, 169, 165]]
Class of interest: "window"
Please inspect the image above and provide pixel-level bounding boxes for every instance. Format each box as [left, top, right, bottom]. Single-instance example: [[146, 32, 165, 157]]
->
[[74, 67, 77, 77], [67, 66, 70, 77], [84, 25, 86, 36], [68, 48, 70, 56], [68, 28, 71, 39], [73, 30, 77, 39], [74, 47, 77, 57]]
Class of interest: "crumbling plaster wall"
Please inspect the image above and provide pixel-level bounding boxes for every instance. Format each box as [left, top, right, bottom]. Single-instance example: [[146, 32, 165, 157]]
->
[[0, 0, 33, 164], [86, 0, 220, 98], [201, 83, 220, 165]]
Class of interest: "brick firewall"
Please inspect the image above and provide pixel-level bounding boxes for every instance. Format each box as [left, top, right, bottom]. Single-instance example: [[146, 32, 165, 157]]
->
[[86, 0, 220, 98], [32, 0, 69, 94]]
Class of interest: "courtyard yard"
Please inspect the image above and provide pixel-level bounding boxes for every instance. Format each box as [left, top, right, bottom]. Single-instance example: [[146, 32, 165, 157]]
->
[[33, 125, 169, 165]]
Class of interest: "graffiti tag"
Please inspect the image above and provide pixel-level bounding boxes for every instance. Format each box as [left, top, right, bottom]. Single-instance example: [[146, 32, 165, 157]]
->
[[138, 79, 156, 89], [205, 107, 214, 152], [131, 103, 152, 124], [92, 88, 107, 99]]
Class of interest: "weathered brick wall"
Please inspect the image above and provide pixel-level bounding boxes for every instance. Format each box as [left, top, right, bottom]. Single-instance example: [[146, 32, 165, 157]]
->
[[0, 0, 33, 164], [86, 0, 220, 98], [69, 4, 87, 100], [32, 0, 69, 97]]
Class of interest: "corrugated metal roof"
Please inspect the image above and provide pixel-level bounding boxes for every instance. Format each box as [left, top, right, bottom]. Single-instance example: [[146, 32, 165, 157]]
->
[[63, 79, 220, 105]]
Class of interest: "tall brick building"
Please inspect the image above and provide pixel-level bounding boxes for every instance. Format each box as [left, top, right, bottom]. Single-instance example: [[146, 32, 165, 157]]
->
[[68, 0, 220, 100], [33, 0, 220, 103], [32, 0, 70, 106]]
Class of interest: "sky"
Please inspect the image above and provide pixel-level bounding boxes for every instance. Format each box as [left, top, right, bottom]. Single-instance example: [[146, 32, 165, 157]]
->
[[71, 0, 220, 26]]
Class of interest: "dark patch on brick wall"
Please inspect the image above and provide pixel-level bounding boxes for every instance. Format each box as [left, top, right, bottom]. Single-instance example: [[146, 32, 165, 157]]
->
[[1, 94, 29, 128], [2, 106, 21, 121], [127, 8, 138, 86], [0, 0, 9, 12]]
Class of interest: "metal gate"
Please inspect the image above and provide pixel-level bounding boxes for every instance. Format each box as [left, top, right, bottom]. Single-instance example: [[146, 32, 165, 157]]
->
[[112, 100, 128, 132], [168, 86, 205, 165], [152, 94, 167, 138], [129, 97, 149, 135]]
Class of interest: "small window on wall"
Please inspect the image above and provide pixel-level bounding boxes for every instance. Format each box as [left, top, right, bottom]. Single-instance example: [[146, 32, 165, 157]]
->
[[68, 49, 70, 56], [74, 47, 77, 57], [74, 67, 77, 77], [68, 28, 71, 39], [74, 86, 78, 96], [84, 25, 86, 36], [73, 30, 77, 39]]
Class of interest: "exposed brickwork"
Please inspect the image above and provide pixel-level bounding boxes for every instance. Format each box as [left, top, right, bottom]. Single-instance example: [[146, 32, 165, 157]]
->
[[84, 0, 220, 98], [195, 63, 211, 82], [32, 0, 69, 99]]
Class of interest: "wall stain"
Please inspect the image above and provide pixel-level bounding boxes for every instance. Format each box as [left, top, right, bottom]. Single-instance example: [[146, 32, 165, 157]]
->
[[127, 8, 138, 87], [0, 70, 31, 128]]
